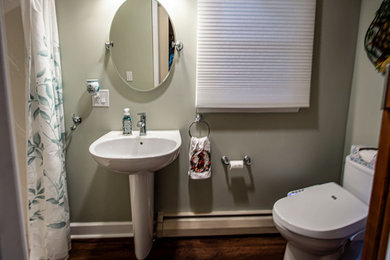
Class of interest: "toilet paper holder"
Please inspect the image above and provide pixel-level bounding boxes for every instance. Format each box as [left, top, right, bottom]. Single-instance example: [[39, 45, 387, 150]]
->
[[221, 155, 251, 166]]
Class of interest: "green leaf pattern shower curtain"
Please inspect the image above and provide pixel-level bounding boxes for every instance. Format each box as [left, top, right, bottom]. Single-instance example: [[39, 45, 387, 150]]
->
[[24, 0, 70, 259]]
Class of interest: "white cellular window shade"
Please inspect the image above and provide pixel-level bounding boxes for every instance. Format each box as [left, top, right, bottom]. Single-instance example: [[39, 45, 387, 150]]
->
[[196, 0, 316, 112]]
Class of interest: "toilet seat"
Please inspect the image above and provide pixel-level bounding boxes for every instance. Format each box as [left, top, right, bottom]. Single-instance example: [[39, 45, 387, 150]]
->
[[273, 182, 368, 240]]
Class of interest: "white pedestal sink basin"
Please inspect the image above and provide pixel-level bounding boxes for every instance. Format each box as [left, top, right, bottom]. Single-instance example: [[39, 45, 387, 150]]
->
[[89, 130, 181, 259]]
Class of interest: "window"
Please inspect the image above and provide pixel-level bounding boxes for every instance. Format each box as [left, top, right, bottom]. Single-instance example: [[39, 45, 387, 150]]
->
[[196, 0, 317, 112]]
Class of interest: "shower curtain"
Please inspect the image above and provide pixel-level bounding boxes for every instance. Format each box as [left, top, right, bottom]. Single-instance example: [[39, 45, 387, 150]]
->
[[22, 0, 70, 259]]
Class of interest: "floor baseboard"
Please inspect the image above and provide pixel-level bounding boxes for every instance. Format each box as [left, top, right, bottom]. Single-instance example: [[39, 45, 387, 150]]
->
[[70, 210, 277, 239], [70, 222, 133, 239]]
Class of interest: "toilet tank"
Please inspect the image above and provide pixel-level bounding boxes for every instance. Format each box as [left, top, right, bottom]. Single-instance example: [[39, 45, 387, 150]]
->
[[342, 156, 375, 205]]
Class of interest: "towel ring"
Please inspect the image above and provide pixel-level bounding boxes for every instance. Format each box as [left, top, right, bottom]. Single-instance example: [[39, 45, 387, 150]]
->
[[188, 114, 210, 138]]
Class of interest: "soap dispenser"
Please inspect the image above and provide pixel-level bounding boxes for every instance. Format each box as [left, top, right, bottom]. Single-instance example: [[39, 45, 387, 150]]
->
[[122, 108, 132, 135]]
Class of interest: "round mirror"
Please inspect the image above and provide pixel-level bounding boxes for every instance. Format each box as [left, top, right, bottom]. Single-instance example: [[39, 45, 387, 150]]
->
[[110, 0, 176, 92]]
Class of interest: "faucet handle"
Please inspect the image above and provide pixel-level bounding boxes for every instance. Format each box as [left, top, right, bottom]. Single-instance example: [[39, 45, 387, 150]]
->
[[137, 112, 146, 118], [137, 113, 147, 135]]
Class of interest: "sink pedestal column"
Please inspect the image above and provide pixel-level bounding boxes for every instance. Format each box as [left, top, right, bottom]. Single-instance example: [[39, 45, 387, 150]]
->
[[129, 171, 154, 260]]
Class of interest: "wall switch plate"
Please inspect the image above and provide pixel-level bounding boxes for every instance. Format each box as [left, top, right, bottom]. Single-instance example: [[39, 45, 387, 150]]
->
[[92, 89, 109, 107], [126, 71, 133, 82]]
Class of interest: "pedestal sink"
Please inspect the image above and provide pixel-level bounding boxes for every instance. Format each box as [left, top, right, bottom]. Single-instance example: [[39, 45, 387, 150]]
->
[[89, 130, 181, 259]]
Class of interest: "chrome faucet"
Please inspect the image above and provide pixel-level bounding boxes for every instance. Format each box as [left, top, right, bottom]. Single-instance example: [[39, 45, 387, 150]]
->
[[137, 112, 146, 136]]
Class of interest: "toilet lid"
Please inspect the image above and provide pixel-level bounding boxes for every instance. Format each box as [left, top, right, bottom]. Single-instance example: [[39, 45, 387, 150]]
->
[[273, 182, 368, 239]]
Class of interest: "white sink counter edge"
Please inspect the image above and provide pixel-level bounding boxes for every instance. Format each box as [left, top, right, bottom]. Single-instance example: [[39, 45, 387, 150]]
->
[[89, 130, 182, 160]]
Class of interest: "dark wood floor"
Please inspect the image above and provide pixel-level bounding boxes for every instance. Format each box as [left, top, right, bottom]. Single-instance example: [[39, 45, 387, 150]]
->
[[69, 234, 286, 260]]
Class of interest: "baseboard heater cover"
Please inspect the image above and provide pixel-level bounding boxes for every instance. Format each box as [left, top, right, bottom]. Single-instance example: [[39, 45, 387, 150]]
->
[[157, 210, 277, 238], [70, 210, 277, 239]]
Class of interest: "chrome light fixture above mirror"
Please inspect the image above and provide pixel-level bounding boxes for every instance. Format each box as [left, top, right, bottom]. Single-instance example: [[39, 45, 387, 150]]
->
[[108, 0, 182, 92]]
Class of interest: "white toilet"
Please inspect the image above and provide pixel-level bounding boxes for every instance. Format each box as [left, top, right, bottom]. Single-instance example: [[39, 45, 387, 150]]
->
[[273, 155, 375, 260]]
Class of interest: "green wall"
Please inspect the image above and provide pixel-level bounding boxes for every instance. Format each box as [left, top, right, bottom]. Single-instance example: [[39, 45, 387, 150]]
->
[[56, 0, 361, 222], [344, 0, 385, 157]]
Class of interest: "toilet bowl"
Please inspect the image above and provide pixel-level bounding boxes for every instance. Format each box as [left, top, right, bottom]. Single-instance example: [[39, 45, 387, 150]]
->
[[273, 154, 375, 260], [274, 219, 348, 259]]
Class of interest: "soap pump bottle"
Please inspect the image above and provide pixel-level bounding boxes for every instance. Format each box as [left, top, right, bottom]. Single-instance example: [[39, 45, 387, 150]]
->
[[122, 108, 132, 135]]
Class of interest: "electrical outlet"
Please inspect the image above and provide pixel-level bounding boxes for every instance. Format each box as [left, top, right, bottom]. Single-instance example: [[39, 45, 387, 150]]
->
[[126, 71, 133, 82], [92, 89, 109, 107]]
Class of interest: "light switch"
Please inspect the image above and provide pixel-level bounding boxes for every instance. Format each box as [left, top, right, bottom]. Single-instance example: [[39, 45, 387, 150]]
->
[[126, 71, 133, 82], [92, 89, 109, 107]]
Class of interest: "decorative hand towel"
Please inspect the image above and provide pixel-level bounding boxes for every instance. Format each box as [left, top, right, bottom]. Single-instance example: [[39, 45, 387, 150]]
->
[[188, 136, 211, 179]]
